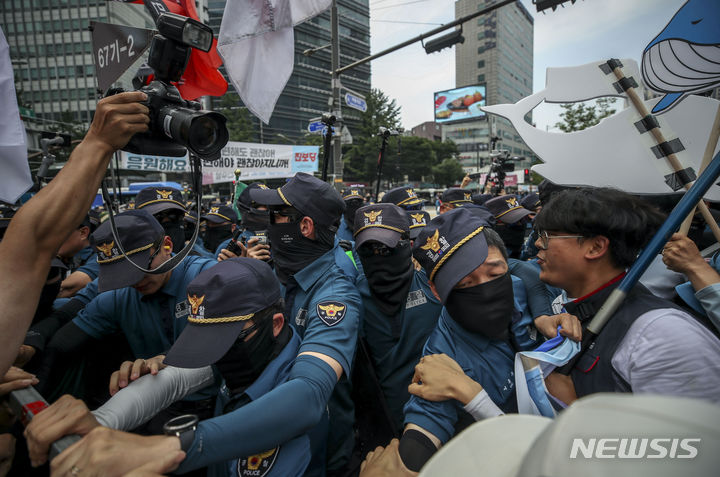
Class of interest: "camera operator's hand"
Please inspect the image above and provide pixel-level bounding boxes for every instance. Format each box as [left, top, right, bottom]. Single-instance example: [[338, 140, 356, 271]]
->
[[50, 427, 184, 477], [84, 92, 150, 155], [245, 237, 271, 262], [217, 240, 246, 262], [460, 174, 472, 189], [109, 355, 167, 396], [24, 395, 100, 467]]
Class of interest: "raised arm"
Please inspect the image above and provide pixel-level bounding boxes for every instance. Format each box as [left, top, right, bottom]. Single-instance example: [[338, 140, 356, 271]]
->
[[0, 92, 149, 375]]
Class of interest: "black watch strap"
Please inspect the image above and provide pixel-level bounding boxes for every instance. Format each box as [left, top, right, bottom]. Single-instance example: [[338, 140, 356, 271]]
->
[[163, 414, 198, 452]]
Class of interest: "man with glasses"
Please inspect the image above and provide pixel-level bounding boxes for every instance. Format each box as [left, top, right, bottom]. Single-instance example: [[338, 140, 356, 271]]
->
[[533, 187, 720, 404], [249, 172, 362, 476], [34, 210, 219, 431], [352, 203, 442, 441]]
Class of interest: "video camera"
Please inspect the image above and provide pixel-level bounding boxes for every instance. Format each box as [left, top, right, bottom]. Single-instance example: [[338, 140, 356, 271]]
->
[[117, 9, 228, 160], [485, 149, 523, 195]]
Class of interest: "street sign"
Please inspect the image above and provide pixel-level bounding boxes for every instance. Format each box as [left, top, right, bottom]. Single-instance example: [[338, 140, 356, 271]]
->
[[90, 21, 154, 93], [308, 121, 325, 134], [344, 92, 367, 112]]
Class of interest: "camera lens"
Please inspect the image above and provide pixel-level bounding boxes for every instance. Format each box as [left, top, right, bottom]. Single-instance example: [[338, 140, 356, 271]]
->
[[161, 106, 229, 158]]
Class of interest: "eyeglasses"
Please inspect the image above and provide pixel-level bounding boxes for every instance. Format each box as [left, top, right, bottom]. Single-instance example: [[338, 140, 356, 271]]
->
[[537, 230, 584, 250], [270, 207, 302, 224]]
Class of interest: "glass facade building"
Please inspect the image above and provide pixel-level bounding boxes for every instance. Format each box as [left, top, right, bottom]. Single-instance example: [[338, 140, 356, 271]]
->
[[207, 0, 371, 143]]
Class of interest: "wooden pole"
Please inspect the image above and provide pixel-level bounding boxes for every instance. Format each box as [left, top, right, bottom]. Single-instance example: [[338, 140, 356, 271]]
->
[[678, 104, 720, 235], [610, 65, 720, 243]]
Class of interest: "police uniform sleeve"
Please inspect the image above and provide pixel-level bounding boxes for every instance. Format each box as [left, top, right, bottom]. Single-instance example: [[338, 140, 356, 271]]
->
[[72, 289, 120, 339], [402, 325, 462, 445], [75, 254, 100, 280], [177, 354, 337, 473], [298, 274, 362, 378]]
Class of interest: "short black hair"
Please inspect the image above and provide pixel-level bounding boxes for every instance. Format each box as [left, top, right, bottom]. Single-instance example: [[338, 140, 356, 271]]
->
[[534, 187, 666, 268], [482, 227, 508, 261], [253, 298, 285, 324]]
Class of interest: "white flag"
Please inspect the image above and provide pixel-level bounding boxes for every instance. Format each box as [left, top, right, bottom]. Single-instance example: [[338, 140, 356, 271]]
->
[[0, 27, 32, 203], [218, 0, 332, 124]]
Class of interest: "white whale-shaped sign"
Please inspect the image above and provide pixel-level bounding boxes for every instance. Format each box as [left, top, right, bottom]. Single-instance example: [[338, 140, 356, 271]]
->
[[482, 59, 720, 201]]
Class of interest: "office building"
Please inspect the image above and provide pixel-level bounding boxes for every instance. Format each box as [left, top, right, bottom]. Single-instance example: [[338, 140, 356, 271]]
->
[[207, 0, 371, 143], [444, 0, 535, 175]]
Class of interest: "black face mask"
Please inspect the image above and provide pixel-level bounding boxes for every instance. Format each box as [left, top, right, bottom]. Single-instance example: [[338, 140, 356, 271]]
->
[[343, 200, 364, 233], [359, 240, 414, 316], [161, 220, 186, 254], [215, 317, 276, 395], [268, 221, 334, 284], [205, 224, 233, 253], [242, 208, 270, 232], [445, 272, 514, 340]]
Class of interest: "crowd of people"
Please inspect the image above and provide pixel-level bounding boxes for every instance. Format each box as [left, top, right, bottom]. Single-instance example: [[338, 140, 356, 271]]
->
[[1, 93, 720, 477]]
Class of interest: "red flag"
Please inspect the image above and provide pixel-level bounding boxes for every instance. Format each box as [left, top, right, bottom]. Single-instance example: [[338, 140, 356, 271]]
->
[[115, 0, 227, 100]]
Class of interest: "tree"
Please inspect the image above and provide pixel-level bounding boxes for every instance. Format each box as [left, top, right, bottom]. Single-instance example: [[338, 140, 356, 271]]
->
[[432, 157, 465, 187], [343, 88, 402, 182], [554, 97, 617, 132], [215, 94, 255, 142]]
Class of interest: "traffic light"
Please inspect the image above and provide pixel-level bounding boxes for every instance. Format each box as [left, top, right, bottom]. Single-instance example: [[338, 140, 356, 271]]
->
[[524, 168, 530, 183]]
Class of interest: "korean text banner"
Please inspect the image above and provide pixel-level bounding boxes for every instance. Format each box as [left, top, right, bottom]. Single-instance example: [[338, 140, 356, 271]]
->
[[119, 142, 319, 183]]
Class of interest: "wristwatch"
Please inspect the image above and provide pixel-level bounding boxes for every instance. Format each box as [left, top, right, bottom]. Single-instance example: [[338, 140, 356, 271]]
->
[[163, 414, 198, 452]]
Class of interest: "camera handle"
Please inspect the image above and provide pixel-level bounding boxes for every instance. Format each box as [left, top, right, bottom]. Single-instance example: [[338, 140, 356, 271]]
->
[[100, 153, 204, 275]]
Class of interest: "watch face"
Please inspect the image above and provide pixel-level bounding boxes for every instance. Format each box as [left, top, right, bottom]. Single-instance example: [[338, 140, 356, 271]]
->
[[236, 446, 280, 477]]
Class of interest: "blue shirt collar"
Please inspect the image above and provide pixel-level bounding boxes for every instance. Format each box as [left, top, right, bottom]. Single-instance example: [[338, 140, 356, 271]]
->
[[441, 308, 491, 352], [292, 245, 338, 292]]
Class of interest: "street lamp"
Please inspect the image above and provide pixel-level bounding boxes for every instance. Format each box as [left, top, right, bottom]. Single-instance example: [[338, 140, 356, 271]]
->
[[302, 44, 331, 56]]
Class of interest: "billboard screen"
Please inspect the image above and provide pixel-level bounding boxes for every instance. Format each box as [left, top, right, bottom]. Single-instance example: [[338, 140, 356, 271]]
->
[[434, 84, 486, 123]]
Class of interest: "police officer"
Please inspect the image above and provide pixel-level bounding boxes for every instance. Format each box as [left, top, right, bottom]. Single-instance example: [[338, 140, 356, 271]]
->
[[55, 212, 101, 300], [381, 186, 425, 211], [135, 186, 187, 254], [399, 208, 544, 472], [439, 187, 496, 225], [353, 204, 442, 436], [336, 188, 364, 242], [201, 204, 238, 256], [24, 258, 317, 477], [484, 194, 532, 259], [36, 210, 218, 427], [249, 172, 362, 475], [216, 182, 272, 262]]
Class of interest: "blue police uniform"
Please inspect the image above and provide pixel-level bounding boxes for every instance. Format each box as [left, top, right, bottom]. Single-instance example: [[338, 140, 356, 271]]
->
[[178, 329, 312, 477], [192, 239, 215, 259], [73, 246, 100, 280], [335, 216, 355, 242], [358, 269, 442, 431], [285, 243, 362, 472], [73, 256, 217, 358], [286, 244, 362, 376], [403, 287, 539, 444]]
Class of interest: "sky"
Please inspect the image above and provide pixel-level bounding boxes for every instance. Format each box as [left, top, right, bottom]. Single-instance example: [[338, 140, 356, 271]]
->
[[368, 0, 687, 131]]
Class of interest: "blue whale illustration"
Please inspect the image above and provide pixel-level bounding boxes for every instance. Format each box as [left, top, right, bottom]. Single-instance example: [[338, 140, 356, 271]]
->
[[642, 0, 720, 114]]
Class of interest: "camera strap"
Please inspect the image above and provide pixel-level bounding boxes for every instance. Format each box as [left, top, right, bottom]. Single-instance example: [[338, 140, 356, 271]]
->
[[101, 152, 203, 275]]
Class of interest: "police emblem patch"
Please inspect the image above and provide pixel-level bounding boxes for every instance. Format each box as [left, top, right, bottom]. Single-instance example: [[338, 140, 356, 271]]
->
[[505, 197, 518, 208], [96, 241, 115, 258], [156, 189, 173, 199], [316, 301, 347, 327], [187, 294, 205, 315], [420, 230, 441, 252], [236, 447, 280, 477]]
